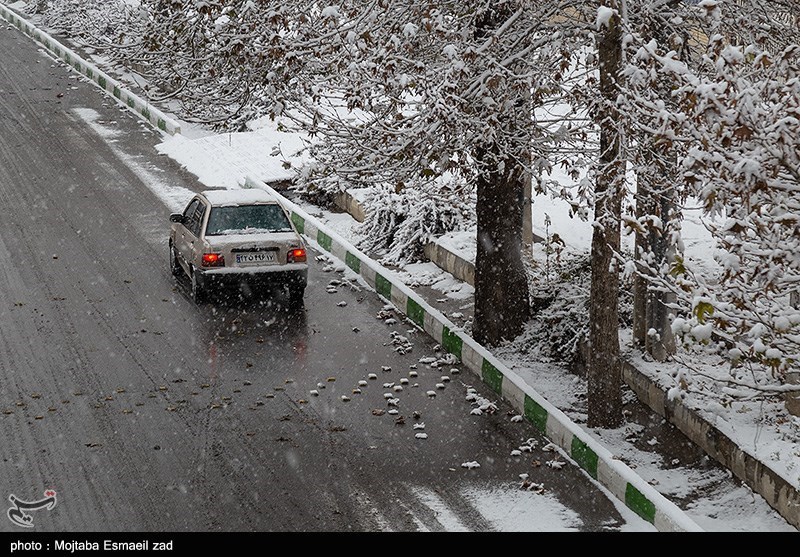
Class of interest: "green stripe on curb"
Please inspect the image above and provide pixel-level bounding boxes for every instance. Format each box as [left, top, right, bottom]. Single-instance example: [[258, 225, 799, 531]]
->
[[127, 97, 135, 108], [85, 67, 93, 78], [98, 76, 106, 88], [317, 231, 332, 252], [345, 252, 360, 273], [523, 395, 548, 434], [442, 326, 462, 359], [158, 118, 166, 131], [291, 212, 304, 234], [481, 359, 503, 394], [625, 483, 656, 524], [570, 437, 598, 479], [141, 107, 151, 119], [113, 86, 121, 99], [406, 298, 425, 328], [375, 274, 392, 300]]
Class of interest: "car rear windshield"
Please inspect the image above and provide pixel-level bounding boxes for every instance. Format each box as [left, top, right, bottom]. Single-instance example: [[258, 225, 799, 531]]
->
[[205, 204, 293, 235]]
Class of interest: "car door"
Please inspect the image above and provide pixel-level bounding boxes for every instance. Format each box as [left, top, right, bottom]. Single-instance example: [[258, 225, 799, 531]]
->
[[175, 197, 206, 270]]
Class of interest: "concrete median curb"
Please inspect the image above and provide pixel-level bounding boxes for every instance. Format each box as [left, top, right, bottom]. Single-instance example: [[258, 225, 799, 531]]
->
[[245, 175, 703, 532], [0, 3, 181, 135], [0, 4, 703, 531]]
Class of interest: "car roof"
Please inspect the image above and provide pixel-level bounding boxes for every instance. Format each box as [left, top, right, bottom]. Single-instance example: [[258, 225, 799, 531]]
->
[[200, 189, 281, 207]]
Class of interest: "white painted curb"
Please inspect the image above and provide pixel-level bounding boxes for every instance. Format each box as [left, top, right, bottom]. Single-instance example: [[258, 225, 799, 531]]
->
[[244, 175, 704, 533], [0, 3, 705, 530]]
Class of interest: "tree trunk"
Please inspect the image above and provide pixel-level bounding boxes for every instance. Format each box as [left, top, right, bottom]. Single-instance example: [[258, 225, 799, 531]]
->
[[634, 148, 678, 362], [471, 2, 532, 347], [634, 0, 683, 361], [474, 150, 532, 346], [632, 181, 652, 347], [644, 191, 677, 361], [588, 0, 624, 429]]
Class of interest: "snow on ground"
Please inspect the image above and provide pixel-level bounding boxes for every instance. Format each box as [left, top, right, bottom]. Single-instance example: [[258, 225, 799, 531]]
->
[[35, 23, 796, 529], [156, 117, 307, 189], [148, 121, 798, 531]]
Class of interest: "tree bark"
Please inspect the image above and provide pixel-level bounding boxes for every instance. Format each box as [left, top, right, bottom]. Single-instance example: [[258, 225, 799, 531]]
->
[[632, 181, 652, 347], [633, 1, 683, 361], [474, 148, 532, 347], [634, 147, 678, 362], [588, 0, 624, 429], [471, 2, 532, 347]]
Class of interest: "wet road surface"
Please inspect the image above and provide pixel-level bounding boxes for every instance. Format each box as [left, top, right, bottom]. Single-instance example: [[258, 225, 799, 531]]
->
[[0, 22, 650, 532]]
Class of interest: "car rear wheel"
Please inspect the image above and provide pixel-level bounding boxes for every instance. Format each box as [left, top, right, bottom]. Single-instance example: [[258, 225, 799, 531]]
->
[[169, 243, 182, 277], [190, 267, 206, 303]]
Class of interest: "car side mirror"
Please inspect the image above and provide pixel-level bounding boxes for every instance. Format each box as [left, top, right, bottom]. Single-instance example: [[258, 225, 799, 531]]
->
[[170, 213, 184, 224]]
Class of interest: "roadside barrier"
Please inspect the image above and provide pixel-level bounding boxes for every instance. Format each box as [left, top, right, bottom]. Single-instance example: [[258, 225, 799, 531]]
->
[[244, 175, 704, 533]]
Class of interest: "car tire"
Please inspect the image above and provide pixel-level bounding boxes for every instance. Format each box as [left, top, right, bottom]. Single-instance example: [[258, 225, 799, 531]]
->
[[190, 267, 206, 303], [169, 243, 182, 277]]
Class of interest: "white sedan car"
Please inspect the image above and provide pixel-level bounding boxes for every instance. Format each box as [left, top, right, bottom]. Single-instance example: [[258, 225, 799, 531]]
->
[[169, 189, 308, 303]]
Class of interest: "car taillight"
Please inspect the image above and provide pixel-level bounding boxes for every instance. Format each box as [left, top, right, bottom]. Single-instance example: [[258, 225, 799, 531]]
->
[[201, 253, 225, 267], [288, 248, 306, 263]]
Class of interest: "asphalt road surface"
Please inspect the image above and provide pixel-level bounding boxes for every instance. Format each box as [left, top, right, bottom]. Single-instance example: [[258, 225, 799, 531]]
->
[[0, 22, 649, 532]]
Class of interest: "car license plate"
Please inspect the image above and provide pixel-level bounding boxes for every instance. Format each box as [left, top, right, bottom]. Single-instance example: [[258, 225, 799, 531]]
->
[[236, 252, 276, 265]]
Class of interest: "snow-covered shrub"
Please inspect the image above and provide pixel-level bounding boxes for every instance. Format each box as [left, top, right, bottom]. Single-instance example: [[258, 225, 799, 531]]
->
[[507, 252, 633, 367], [358, 178, 476, 265]]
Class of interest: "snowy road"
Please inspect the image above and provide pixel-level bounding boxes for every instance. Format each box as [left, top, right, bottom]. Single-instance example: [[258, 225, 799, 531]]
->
[[0, 23, 655, 532]]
